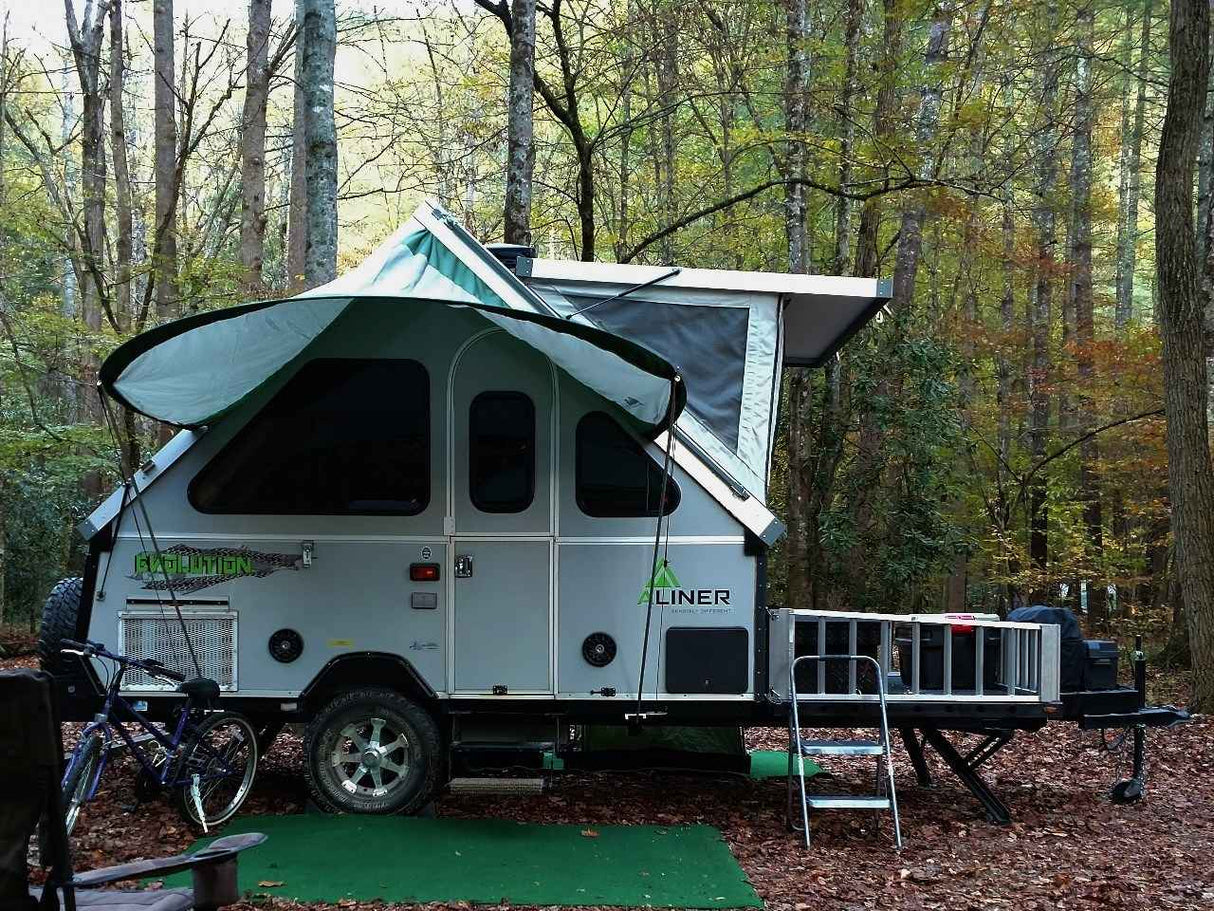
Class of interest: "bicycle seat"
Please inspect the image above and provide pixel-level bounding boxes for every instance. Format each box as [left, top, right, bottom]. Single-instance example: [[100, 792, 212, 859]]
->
[[178, 677, 221, 704]]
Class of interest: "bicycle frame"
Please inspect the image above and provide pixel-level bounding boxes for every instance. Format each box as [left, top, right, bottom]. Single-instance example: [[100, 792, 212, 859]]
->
[[65, 652, 236, 805]]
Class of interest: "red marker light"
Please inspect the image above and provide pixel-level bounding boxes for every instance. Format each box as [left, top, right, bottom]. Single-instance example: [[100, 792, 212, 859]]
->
[[946, 613, 976, 634], [409, 563, 440, 582]]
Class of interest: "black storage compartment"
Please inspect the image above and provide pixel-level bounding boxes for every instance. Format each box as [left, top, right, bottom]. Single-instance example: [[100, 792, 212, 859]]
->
[[896, 625, 1001, 691], [665, 627, 749, 694], [1082, 640, 1119, 690]]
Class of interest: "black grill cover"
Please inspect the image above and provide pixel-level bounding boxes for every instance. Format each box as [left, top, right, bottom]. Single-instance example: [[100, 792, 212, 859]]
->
[[1008, 605, 1085, 691]]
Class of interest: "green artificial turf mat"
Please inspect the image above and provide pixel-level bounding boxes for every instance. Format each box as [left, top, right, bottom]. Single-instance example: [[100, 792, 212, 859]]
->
[[165, 814, 761, 908], [748, 749, 821, 779]]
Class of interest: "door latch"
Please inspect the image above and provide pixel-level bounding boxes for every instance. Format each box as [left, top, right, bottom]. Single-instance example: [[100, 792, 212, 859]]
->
[[454, 554, 473, 578], [301, 541, 315, 568]]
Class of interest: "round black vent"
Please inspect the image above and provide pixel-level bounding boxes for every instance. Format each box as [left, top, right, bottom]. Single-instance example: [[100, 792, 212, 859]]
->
[[269, 628, 304, 663], [582, 632, 616, 668]]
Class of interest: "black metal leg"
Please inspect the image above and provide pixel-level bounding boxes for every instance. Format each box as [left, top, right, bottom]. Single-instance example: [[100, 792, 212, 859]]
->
[[921, 727, 1012, 825], [1132, 724, 1146, 780], [900, 728, 934, 787]]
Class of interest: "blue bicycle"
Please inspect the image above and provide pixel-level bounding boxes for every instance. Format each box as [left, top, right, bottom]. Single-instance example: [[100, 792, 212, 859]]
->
[[59, 638, 259, 834]]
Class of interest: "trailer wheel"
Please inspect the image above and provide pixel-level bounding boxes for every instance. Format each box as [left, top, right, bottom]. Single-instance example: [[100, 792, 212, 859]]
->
[[304, 688, 441, 815], [38, 577, 84, 675]]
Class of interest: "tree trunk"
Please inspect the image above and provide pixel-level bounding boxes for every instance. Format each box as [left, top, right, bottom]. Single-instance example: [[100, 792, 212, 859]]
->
[[503, 0, 535, 245], [65, 0, 107, 449], [110, 0, 133, 326], [656, 5, 679, 265], [58, 52, 79, 419], [287, 0, 308, 291], [889, 4, 951, 314], [1028, 0, 1061, 591], [1197, 33, 1213, 282], [241, 0, 272, 292], [783, 0, 811, 609], [1155, 0, 1214, 710], [1205, 29, 1214, 303], [853, 0, 901, 278], [833, 0, 863, 276], [153, 0, 178, 324], [616, 8, 633, 261], [1071, 0, 1104, 627], [783, 0, 808, 275], [1115, 0, 1153, 330], [300, 0, 338, 288], [110, 0, 141, 469]]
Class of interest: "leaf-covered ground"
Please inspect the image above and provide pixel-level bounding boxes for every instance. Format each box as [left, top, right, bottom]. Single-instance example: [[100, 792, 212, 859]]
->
[[7, 649, 1211, 910]]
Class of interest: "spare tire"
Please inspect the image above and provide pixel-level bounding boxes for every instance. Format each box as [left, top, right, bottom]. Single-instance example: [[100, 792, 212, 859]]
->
[[38, 577, 84, 676]]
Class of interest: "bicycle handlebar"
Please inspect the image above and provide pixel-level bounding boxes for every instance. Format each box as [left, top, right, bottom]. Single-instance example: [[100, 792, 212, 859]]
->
[[60, 639, 188, 683]]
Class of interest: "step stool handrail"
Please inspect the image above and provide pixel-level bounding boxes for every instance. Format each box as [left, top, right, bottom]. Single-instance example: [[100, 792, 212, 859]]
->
[[788, 653, 903, 849]]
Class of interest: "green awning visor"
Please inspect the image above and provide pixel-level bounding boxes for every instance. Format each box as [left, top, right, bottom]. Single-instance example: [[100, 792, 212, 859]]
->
[[100, 295, 685, 435]]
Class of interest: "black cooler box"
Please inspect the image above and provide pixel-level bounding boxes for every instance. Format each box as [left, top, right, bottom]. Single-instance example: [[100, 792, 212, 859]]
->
[[1082, 640, 1119, 690], [896, 623, 1001, 691]]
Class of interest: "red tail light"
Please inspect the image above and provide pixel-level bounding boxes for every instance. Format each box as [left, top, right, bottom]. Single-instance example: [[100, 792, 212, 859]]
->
[[410, 563, 440, 582]]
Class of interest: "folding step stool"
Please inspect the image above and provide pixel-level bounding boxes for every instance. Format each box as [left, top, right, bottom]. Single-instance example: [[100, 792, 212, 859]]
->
[[787, 653, 903, 849]]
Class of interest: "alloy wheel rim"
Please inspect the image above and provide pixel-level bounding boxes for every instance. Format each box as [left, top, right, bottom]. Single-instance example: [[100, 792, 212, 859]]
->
[[330, 716, 412, 799]]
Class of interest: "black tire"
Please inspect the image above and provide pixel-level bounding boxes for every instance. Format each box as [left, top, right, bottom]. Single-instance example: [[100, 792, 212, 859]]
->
[[38, 577, 84, 676], [172, 712, 260, 829], [304, 688, 441, 815], [62, 732, 104, 835]]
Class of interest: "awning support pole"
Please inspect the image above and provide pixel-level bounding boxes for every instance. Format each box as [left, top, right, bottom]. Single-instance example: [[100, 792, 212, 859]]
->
[[564, 269, 682, 319], [626, 376, 681, 722]]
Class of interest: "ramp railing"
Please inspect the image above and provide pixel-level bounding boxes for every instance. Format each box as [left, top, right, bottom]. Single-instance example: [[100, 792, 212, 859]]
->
[[770, 610, 1061, 704]]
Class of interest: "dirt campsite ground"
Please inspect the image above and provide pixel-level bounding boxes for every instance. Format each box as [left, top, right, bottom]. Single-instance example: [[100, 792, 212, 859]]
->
[[5, 637, 1212, 911]]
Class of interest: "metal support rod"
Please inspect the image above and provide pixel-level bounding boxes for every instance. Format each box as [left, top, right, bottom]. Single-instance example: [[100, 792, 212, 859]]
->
[[921, 727, 1012, 825], [963, 731, 1013, 770]]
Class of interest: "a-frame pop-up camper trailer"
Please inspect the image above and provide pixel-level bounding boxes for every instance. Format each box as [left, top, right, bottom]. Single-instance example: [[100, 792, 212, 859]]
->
[[44, 201, 1178, 825]]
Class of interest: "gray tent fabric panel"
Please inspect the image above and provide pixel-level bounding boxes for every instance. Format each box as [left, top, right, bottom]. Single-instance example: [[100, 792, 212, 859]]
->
[[564, 295, 749, 450], [527, 279, 778, 500]]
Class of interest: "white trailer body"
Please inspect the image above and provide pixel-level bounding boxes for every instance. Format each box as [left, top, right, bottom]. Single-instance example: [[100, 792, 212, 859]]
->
[[45, 201, 1068, 816]]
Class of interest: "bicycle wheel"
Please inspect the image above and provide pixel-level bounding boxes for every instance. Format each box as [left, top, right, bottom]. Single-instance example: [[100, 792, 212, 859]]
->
[[62, 732, 104, 835], [172, 712, 259, 828]]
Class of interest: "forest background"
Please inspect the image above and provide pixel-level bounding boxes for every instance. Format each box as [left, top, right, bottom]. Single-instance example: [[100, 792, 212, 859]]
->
[[1, 0, 1210, 696]]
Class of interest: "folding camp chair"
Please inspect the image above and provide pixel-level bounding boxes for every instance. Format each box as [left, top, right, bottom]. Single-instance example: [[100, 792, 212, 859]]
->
[[0, 669, 264, 911]]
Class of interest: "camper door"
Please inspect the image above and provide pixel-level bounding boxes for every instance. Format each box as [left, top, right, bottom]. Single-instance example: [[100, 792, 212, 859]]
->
[[448, 330, 556, 696]]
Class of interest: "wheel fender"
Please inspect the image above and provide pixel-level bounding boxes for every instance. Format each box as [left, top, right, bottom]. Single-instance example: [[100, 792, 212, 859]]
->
[[299, 652, 438, 715]]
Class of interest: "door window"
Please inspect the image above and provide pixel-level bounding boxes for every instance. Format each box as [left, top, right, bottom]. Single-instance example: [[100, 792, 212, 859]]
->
[[189, 359, 430, 515], [469, 391, 535, 513], [575, 411, 680, 517]]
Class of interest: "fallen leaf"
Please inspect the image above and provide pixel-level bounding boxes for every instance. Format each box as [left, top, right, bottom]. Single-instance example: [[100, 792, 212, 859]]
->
[[256, 881, 285, 888]]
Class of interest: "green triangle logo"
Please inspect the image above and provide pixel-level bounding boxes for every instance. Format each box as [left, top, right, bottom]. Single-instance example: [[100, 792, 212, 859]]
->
[[638, 560, 681, 604]]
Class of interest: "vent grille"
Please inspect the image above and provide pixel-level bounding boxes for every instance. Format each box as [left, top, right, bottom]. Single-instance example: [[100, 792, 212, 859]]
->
[[119, 609, 237, 690]]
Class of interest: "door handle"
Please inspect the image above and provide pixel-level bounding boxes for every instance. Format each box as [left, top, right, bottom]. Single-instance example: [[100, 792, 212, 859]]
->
[[455, 554, 473, 578]]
